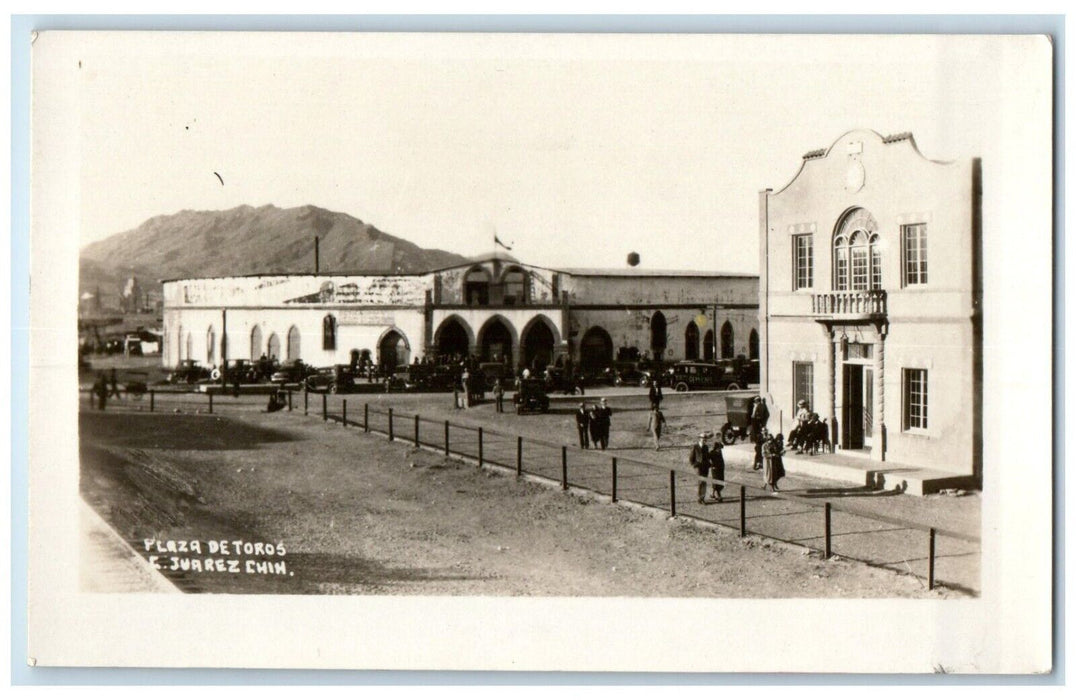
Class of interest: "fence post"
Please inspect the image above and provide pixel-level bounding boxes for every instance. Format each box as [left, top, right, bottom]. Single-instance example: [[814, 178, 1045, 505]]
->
[[364, 403, 369, 432], [669, 470, 677, 517], [414, 415, 420, 447], [516, 436, 523, 477], [388, 408, 394, 441], [561, 446, 568, 490], [322, 394, 327, 421], [928, 528, 936, 591], [478, 428, 483, 466], [287, 390, 292, 411], [824, 502, 832, 559], [342, 399, 347, 426], [150, 390, 155, 412], [444, 421, 450, 456], [739, 485, 747, 537], [611, 457, 618, 503], [208, 391, 213, 414]]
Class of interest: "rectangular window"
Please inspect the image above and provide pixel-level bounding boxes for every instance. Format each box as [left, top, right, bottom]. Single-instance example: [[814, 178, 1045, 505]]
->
[[903, 224, 929, 286], [903, 368, 928, 430], [851, 246, 869, 290], [793, 234, 813, 290], [793, 362, 814, 412], [835, 247, 849, 290]]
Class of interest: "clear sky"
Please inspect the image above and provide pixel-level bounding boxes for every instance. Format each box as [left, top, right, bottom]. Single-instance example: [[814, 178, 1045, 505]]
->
[[73, 32, 1029, 273]]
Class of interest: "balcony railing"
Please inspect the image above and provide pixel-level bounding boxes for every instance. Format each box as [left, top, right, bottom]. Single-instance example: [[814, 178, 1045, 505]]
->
[[811, 289, 887, 317]]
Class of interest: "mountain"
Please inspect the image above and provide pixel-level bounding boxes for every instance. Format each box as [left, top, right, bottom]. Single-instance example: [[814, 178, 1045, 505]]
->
[[79, 204, 470, 300]]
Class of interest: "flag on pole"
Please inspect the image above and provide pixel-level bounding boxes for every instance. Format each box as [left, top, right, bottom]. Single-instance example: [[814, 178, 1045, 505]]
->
[[494, 234, 513, 251]]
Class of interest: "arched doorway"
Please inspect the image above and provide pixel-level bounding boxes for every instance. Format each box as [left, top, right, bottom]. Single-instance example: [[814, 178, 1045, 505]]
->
[[580, 326, 613, 372], [185, 332, 193, 362], [703, 329, 715, 361], [521, 318, 555, 371], [176, 325, 184, 361], [650, 311, 667, 360], [685, 321, 700, 360], [464, 266, 491, 306], [479, 318, 513, 364], [749, 329, 759, 360], [267, 333, 281, 361], [435, 317, 472, 361], [250, 326, 263, 360], [720, 321, 735, 359], [286, 325, 301, 362], [379, 330, 410, 369]]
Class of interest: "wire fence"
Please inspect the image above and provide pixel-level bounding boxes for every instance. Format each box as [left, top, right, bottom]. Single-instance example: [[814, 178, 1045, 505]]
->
[[84, 386, 980, 593]]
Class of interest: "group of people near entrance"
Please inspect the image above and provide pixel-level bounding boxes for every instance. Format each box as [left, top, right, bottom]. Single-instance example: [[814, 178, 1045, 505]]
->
[[574, 398, 613, 450]]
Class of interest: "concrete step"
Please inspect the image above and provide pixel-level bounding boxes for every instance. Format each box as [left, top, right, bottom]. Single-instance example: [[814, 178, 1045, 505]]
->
[[723, 442, 978, 496]]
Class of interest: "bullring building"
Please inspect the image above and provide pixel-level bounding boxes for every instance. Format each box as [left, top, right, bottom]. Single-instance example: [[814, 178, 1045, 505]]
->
[[759, 129, 982, 487], [161, 255, 758, 378]]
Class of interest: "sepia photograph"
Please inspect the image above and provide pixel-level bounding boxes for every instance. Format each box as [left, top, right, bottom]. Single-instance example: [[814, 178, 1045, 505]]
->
[[26, 28, 1054, 673]]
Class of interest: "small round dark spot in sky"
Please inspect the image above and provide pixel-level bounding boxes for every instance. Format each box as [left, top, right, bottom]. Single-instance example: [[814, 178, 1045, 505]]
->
[[185, 126, 189, 130]]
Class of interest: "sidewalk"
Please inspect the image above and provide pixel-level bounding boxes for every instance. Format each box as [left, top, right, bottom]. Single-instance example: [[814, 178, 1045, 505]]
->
[[80, 500, 178, 593]]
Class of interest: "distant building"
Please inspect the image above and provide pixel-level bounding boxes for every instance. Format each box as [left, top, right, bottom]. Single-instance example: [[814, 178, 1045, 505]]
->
[[161, 254, 758, 374], [759, 130, 981, 485]]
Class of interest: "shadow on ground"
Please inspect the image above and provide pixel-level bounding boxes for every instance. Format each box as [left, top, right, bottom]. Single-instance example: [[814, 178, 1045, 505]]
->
[[81, 412, 298, 450]]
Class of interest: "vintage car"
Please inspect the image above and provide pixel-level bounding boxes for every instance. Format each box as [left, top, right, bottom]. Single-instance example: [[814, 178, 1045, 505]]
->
[[304, 365, 359, 394], [269, 359, 315, 385], [210, 359, 262, 384], [513, 378, 550, 414], [667, 360, 746, 392], [167, 360, 211, 385]]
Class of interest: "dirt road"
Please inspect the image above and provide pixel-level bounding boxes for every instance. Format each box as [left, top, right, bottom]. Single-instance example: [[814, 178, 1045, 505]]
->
[[80, 408, 966, 597]]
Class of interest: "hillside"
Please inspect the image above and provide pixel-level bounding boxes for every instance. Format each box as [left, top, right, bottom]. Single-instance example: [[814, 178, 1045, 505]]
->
[[79, 204, 469, 299]]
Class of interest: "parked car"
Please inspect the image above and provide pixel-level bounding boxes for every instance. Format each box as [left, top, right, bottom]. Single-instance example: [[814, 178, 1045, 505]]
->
[[168, 360, 211, 385], [667, 360, 745, 392], [270, 359, 315, 385], [210, 359, 261, 384], [513, 378, 550, 414], [603, 360, 667, 387], [304, 365, 358, 394]]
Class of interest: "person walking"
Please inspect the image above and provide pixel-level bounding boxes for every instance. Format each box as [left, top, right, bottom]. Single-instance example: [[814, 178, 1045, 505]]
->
[[762, 431, 784, 492], [709, 439, 726, 502], [752, 427, 766, 471], [108, 368, 122, 400], [575, 402, 591, 449], [689, 432, 712, 504], [461, 369, 471, 409], [493, 378, 505, 413], [770, 433, 787, 491], [594, 397, 612, 450], [646, 405, 666, 450], [93, 373, 109, 411]]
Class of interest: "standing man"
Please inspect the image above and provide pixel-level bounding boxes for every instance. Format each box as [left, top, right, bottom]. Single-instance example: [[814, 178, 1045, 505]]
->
[[493, 378, 505, 413], [108, 368, 122, 400], [94, 373, 109, 411], [594, 397, 613, 450], [575, 402, 591, 449], [750, 396, 770, 441], [709, 439, 726, 502], [689, 432, 712, 504], [461, 369, 470, 409], [648, 378, 663, 410]]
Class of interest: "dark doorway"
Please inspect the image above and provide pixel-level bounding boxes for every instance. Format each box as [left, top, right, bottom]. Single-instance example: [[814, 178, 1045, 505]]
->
[[720, 321, 735, 359], [650, 311, 667, 360], [703, 329, 715, 361], [479, 318, 513, 364], [580, 326, 613, 372], [379, 330, 409, 369], [436, 318, 471, 359], [522, 320, 555, 371], [685, 321, 700, 360], [842, 364, 865, 449], [749, 328, 759, 360]]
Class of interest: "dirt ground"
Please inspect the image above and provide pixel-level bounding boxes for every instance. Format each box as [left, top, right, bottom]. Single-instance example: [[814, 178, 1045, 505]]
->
[[79, 403, 969, 598]]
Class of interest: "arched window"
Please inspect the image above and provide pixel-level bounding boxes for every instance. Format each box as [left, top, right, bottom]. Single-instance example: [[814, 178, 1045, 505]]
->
[[501, 268, 527, 306], [650, 311, 667, 359], [720, 321, 735, 359], [703, 329, 715, 361], [267, 333, 280, 361], [323, 314, 337, 351], [749, 329, 760, 360], [250, 326, 263, 360], [833, 208, 882, 291], [206, 326, 216, 364], [185, 332, 193, 362], [176, 324, 184, 361], [286, 326, 301, 362], [684, 321, 700, 360]]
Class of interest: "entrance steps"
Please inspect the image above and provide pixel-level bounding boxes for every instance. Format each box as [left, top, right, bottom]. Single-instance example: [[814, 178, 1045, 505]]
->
[[723, 442, 978, 496]]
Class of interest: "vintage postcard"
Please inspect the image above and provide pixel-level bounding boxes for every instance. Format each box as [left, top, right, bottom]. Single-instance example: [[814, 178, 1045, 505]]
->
[[27, 31, 1053, 672]]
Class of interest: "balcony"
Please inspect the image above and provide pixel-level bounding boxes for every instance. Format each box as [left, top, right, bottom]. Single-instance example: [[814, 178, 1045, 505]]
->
[[811, 289, 887, 319]]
